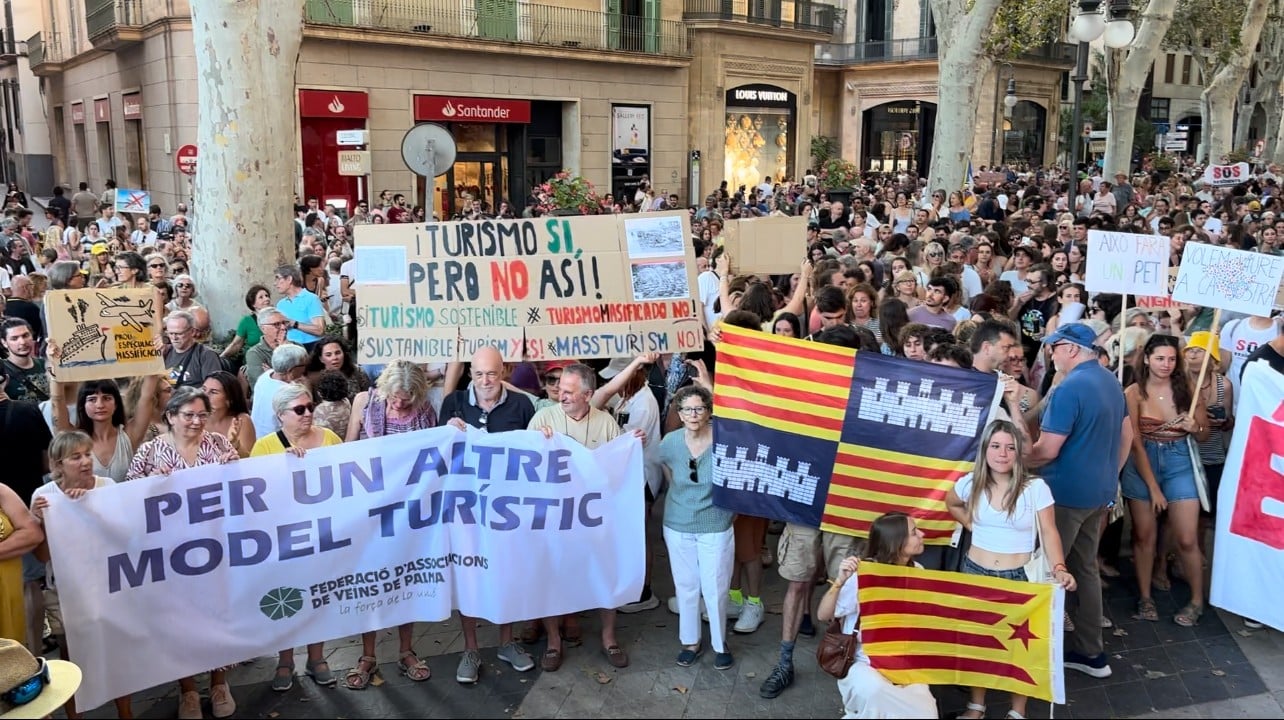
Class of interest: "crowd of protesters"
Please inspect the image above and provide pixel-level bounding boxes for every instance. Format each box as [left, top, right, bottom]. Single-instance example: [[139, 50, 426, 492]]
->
[[0, 156, 1282, 719]]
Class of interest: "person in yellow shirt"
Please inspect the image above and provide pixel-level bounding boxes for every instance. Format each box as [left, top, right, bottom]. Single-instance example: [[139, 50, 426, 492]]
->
[[250, 382, 341, 691]]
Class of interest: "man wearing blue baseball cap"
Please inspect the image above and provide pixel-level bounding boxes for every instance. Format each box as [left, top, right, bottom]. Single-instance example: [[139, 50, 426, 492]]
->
[[1026, 322, 1131, 681]]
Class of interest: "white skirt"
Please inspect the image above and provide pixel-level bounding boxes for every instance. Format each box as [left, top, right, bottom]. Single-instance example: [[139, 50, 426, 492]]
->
[[838, 661, 939, 719]]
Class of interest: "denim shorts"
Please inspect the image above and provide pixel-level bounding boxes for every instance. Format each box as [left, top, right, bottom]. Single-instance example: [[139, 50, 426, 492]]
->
[[1121, 437, 1199, 503], [962, 556, 1028, 581]]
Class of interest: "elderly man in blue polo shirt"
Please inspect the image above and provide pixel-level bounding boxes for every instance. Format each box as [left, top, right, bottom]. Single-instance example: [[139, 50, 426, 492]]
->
[[439, 346, 537, 684], [273, 264, 327, 351], [1027, 322, 1132, 680]]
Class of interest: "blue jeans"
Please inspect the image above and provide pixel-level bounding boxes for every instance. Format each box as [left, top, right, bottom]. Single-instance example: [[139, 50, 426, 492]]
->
[[1121, 438, 1199, 503], [962, 556, 1028, 581]]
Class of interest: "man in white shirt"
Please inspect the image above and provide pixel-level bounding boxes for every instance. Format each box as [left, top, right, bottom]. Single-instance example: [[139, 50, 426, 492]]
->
[[129, 216, 158, 247], [757, 176, 775, 200], [95, 206, 125, 237]]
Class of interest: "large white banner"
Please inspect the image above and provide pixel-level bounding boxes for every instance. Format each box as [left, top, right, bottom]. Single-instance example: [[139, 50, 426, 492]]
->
[[43, 428, 646, 710], [1211, 361, 1284, 629]]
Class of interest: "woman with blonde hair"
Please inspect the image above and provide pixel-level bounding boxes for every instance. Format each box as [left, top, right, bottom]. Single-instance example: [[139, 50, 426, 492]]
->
[[947, 420, 1075, 719], [344, 360, 437, 689], [122, 374, 173, 444], [165, 274, 211, 343], [31, 430, 133, 719]]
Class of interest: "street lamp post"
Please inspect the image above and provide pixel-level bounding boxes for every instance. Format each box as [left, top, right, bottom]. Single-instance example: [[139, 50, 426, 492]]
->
[[1067, 0, 1134, 210], [990, 63, 1018, 167]]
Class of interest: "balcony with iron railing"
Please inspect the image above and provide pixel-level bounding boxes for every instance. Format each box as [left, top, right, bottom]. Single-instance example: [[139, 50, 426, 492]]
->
[[86, 0, 144, 49], [816, 37, 1075, 67], [27, 32, 66, 75], [683, 0, 838, 34], [305, 0, 688, 56]]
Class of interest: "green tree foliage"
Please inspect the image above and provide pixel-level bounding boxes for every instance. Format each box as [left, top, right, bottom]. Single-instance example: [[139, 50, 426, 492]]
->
[[985, 0, 1068, 58]]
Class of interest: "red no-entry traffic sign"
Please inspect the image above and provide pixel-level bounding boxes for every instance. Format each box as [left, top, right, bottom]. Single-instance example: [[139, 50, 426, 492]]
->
[[176, 144, 198, 176]]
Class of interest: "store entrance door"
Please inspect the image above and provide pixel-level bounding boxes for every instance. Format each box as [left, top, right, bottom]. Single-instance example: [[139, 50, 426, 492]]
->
[[431, 157, 508, 218]]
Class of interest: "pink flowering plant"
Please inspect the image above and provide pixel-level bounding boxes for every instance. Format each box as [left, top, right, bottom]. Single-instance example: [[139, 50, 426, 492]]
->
[[536, 171, 602, 215]]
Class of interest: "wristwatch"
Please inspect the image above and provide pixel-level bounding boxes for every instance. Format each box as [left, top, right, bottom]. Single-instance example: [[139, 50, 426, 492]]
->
[[291, 320, 299, 330]]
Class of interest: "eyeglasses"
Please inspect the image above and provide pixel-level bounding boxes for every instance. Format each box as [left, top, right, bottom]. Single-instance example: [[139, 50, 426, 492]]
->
[[2, 657, 50, 708], [288, 403, 316, 416], [544, 374, 562, 385], [678, 405, 708, 416], [687, 457, 699, 483], [265, 321, 289, 329], [177, 411, 210, 422]]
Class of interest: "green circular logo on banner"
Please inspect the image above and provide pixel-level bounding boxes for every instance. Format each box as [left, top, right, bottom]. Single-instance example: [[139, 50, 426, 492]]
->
[[259, 587, 305, 621]]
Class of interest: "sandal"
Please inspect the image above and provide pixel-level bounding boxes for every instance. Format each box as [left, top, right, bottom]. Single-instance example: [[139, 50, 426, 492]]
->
[[541, 648, 563, 672], [271, 664, 294, 692], [1006, 711, 1026, 719], [1175, 603, 1204, 627], [564, 624, 583, 648], [1134, 599, 1159, 622], [958, 702, 986, 719], [397, 650, 431, 681], [603, 644, 630, 668], [1152, 575, 1172, 592], [344, 656, 379, 690], [518, 622, 545, 645], [306, 659, 336, 687]]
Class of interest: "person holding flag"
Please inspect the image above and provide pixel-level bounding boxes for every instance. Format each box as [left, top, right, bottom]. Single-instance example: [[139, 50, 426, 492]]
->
[[816, 512, 938, 719], [947, 420, 1076, 719]]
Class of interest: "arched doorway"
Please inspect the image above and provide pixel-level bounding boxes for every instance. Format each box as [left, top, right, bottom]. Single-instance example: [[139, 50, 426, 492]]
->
[[1003, 101, 1047, 167], [1174, 116, 1201, 157], [861, 100, 936, 174]]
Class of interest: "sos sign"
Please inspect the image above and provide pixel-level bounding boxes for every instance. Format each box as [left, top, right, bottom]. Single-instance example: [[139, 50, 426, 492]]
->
[[1203, 162, 1250, 188]]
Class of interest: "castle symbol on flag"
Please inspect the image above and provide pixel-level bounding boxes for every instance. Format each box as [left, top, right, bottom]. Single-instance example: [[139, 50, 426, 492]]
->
[[712, 443, 820, 505], [858, 377, 986, 437]]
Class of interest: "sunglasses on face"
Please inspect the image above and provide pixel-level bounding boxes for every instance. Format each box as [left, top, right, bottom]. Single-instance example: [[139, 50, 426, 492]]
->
[[288, 403, 316, 416]]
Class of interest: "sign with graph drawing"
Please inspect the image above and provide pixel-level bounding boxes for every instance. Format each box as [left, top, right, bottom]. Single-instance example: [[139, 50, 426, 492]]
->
[[47, 288, 164, 382], [710, 324, 1000, 543]]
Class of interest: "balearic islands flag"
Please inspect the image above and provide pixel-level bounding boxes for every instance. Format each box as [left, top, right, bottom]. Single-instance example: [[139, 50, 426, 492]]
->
[[710, 324, 1000, 543], [858, 563, 1066, 703]]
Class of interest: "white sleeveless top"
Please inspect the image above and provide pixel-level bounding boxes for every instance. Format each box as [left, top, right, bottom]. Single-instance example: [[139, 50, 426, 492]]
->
[[94, 426, 135, 483]]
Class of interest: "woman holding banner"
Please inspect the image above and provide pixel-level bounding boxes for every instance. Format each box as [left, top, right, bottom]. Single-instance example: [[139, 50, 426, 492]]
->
[[946, 420, 1075, 719], [126, 386, 242, 719], [816, 512, 937, 719], [251, 384, 342, 691], [1122, 335, 1210, 627], [344, 360, 436, 690]]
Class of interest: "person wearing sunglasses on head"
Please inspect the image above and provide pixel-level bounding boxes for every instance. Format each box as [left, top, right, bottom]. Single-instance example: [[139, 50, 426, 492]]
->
[[250, 383, 342, 694], [657, 384, 735, 672], [0, 638, 83, 720]]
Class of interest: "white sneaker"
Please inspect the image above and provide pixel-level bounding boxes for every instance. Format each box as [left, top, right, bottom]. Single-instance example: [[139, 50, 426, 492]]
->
[[1245, 619, 1265, 629], [702, 596, 743, 622], [733, 599, 764, 634], [670, 595, 706, 618]]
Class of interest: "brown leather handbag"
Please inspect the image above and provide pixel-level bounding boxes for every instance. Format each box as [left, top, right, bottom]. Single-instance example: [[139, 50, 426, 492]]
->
[[815, 618, 858, 679]]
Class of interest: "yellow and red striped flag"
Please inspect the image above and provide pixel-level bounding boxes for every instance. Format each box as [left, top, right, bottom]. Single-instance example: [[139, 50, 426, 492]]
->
[[858, 563, 1066, 703], [710, 324, 999, 542]]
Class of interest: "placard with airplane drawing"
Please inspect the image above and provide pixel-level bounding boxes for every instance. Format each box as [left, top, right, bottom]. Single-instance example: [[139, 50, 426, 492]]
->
[[47, 288, 165, 382]]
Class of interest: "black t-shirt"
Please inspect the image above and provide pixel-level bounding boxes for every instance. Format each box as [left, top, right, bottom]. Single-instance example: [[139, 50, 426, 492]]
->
[[1241, 341, 1284, 381], [438, 389, 536, 433], [1017, 294, 1060, 365], [0, 399, 52, 504]]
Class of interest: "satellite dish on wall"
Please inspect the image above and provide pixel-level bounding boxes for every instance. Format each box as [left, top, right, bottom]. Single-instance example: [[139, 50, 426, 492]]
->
[[401, 123, 456, 177]]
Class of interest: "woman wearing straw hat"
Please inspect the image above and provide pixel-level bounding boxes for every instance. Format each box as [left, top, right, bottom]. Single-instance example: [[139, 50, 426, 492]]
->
[[0, 638, 82, 719]]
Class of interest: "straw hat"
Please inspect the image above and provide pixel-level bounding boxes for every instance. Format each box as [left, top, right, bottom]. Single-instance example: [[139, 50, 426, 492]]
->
[[0, 639, 83, 719]]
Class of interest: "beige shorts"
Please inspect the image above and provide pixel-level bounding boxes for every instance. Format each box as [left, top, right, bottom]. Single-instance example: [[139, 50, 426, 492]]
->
[[777, 523, 858, 583]]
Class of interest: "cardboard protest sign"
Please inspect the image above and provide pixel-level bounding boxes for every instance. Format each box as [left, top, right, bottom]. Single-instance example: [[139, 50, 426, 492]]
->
[[1084, 230, 1169, 296], [114, 189, 151, 214], [1172, 243, 1284, 316], [47, 288, 164, 382], [353, 211, 704, 363], [723, 216, 807, 275], [1136, 267, 1193, 311]]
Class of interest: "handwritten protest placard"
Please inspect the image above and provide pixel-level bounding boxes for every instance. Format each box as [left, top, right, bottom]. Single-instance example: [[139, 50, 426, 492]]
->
[[353, 211, 704, 363], [1172, 242, 1284, 316], [722, 216, 807, 275], [1084, 230, 1169, 296], [47, 288, 164, 382], [1136, 267, 1193, 311]]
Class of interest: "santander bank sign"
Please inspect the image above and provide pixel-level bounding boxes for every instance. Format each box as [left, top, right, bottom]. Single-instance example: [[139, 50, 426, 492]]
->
[[414, 95, 532, 124]]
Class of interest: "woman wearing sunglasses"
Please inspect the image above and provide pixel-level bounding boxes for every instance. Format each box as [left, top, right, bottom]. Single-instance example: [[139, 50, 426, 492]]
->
[[659, 384, 735, 671], [250, 383, 342, 692]]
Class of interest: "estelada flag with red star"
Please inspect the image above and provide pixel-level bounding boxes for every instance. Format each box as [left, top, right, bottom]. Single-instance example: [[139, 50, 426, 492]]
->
[[857, 563, 1066, 703]]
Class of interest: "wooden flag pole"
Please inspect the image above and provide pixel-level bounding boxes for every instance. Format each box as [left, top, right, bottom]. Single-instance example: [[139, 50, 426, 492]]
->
[[1189, 308, 1223, 418], [1118, 294, 1128, 383]]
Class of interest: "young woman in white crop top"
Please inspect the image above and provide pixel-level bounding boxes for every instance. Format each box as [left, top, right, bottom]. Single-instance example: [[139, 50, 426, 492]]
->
[[946, 419, 1077, 720]]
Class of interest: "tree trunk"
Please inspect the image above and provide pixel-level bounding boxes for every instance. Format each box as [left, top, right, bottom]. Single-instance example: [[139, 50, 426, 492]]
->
[[190, 0, 305, 335], [1201, 0, 1272, 162], [1104, 0, 1178, 176], [1233, 100, 1256, 152], [926, 0, 1000, 193], [1198, 91, 1211, 162], [1271, 79, 1284, 162]]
